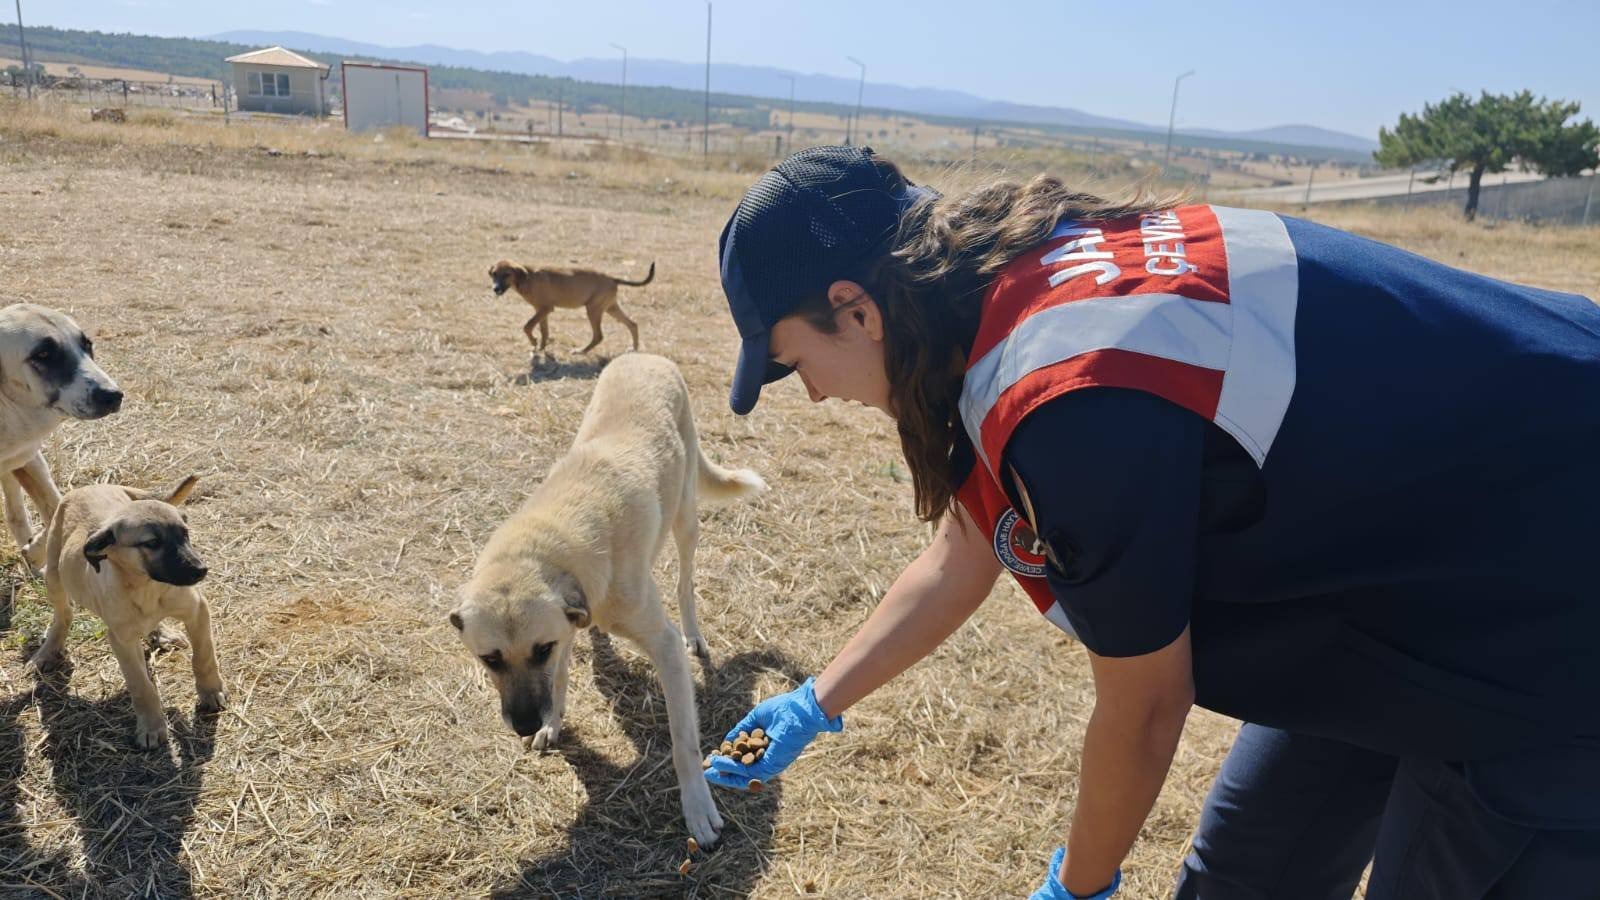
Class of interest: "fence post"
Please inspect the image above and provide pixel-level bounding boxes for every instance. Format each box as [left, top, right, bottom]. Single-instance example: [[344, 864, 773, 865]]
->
[[1403, 166, 1416, 212], [1303, 165, 1317, 208], [122, 79, 128, 106]]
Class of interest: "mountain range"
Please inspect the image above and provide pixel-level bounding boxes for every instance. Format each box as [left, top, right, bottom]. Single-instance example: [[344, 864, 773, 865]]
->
[[212, 30, 1378, 154]]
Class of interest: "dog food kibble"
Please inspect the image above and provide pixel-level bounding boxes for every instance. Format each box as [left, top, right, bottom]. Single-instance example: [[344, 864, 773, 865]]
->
[[701, 757, 712, 770], [741, 752, 756, 765], [686, 837, 699, 854], [678, 859, 692, 876], [747, 778, 764, 793]]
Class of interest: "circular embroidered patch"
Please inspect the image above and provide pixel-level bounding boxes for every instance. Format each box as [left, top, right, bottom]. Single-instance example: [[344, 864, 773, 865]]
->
[[993, 508, 1047, 578]]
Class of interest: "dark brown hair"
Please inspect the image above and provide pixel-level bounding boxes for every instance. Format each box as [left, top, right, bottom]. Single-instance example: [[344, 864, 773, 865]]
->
[[794, 158, 1185, 523]]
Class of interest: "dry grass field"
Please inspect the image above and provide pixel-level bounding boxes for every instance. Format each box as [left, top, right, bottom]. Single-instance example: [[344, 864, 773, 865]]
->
[[0, 99, 1596, 899]]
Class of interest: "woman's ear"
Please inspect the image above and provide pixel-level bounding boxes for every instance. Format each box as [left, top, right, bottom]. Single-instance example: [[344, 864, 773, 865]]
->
[[827, 280, 885, 341]]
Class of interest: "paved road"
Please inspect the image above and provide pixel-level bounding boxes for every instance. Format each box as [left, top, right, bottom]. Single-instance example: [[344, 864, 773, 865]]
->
[[1227, 168, 1548, 205]]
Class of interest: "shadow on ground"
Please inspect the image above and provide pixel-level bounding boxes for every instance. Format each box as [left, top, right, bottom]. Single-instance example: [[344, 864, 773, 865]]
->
[[493, 631, 807, 899], [0, 653, 221, 899]]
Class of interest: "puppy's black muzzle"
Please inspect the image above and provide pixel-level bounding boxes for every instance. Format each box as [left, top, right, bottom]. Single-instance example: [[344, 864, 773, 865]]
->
[[492, 283, 509, 296], [152, 548, 208, 587]]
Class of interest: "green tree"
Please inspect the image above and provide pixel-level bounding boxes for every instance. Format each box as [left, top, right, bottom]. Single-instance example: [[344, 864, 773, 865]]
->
[[1376, 91, 1600, 220]]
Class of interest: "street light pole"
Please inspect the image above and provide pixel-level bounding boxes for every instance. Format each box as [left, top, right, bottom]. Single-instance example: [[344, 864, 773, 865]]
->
[[780, 73, 795, 155], [609, 42, 627, 143], [710, 1, 716, 157], [846, 56, 865, 146], [14, 0, 33, 100], [1163, 69, 1195, 174]]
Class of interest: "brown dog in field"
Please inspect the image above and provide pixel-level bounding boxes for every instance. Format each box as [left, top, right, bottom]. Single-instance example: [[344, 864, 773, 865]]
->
[[488, 260, 654, 353], [28, 475, 225, 750]]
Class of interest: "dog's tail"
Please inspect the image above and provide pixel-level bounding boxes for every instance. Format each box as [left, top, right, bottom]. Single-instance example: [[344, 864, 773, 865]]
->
[[615, 261, 655, 287], [697, 448, 766, 505]]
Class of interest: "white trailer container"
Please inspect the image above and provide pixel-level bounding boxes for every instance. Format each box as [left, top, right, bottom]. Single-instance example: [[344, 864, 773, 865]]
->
[[341, 61, 429, 136]]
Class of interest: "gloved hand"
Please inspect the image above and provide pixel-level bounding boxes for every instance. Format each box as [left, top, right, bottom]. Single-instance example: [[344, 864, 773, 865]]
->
[[1028, 848, 1121, 900], [704, 676, 842, 791]]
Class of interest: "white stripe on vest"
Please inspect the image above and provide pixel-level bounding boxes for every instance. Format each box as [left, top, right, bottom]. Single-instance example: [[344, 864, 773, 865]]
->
[[958, 206, 1300, 473]]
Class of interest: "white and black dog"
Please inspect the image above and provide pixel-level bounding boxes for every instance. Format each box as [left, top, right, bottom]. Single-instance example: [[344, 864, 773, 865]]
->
[[0, 304, 122, 570]]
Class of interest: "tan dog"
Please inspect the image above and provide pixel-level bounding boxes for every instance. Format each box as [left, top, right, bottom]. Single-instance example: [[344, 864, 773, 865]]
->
[[450, 353, 764, 847], [0, 303, 123, 570], [488, 259, 653, 352], [28, 476, 225, 749]]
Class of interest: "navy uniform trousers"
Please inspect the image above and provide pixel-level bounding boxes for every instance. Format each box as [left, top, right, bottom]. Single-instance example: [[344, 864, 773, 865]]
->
[[1172, 724, 1600, 899]]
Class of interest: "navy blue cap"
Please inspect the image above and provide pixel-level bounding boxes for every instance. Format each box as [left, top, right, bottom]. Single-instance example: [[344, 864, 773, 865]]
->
[[718, 146, 934, 414]]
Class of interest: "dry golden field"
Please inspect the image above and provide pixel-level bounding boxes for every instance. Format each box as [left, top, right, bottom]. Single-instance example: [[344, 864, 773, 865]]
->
[[0, 99, 1596, 899]]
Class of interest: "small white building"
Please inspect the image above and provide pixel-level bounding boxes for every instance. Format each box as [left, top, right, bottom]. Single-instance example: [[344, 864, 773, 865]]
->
[[225, 46, 329, 117]]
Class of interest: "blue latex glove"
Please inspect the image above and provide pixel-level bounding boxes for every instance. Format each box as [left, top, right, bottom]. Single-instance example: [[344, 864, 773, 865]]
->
[[1029, 848, 1121, 900], [704, 676, 842, 791]]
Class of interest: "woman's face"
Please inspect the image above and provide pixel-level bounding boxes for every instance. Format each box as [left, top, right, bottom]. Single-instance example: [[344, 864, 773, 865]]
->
[[767, 280, 892, 414]]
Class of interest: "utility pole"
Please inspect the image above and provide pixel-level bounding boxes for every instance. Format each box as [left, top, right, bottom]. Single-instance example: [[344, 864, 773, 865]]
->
[[782, 73, 795, 155], [557, 80, 564, 139], [14, 0, 33, 100], [1163, 69, 1195, 174], [1583, 170, 1595, 227], [609, 43, 627, 143], [1303, 164, 1317, 207], [846, 56, 865, 146], [703, 2, 712, 159]]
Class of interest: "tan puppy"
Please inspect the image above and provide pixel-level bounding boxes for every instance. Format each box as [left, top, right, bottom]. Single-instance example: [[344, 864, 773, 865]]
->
[[450, 353, 764, 847], [0, 303, 123, 570], [29, 476, 225, 749], [488, 259, 653, 353]]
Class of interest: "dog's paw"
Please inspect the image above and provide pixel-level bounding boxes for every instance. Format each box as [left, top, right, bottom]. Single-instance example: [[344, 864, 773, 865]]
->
[[146, 623, 190, 654], [528, 721, 562, 752], [197, 687, 227, 713], [25, 648, 65, 675], [683, 633, 711, 661], [133, 716, 170, 750], [681, 783, 723, 849]]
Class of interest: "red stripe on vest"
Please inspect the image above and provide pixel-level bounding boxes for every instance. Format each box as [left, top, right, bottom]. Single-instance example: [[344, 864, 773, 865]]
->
[[969, 205, 1231, 361]]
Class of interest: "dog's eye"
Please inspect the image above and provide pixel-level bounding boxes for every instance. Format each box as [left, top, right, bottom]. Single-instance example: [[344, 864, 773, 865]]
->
[[480, 652, 505, 672], [80, 336, 94, 357], [531, 642, 555, 665], [29, 344, 53, 363]]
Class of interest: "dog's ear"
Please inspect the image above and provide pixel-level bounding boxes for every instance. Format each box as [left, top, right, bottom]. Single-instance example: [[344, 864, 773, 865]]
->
[[553, 572, 589, 629], [83, 526, 116, 572], [163, 475, 200, 507]]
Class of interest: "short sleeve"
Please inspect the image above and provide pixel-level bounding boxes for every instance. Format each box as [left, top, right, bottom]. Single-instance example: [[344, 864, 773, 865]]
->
[[1001, 387, 1206, 657]]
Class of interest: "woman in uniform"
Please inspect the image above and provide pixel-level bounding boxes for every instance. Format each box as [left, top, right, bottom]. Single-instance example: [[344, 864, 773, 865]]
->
[[705, 146, 1600, 899]]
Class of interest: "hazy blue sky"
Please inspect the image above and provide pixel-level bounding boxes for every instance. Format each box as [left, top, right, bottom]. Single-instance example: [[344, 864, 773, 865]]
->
[[18, 0, 1600, 138]]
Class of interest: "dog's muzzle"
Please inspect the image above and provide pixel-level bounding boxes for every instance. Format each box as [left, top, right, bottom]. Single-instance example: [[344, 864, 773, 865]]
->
[[492, 284, 508, 296], [502, 689, 547, 737]]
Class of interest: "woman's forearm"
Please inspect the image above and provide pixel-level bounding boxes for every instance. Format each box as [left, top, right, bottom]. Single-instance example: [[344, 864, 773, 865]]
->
[[813, 518, 999, 718], [1060, 695, 1190, 894]]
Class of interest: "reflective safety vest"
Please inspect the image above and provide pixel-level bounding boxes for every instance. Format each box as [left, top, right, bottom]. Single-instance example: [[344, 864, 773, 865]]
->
[[953, 205, 1299, 633]]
